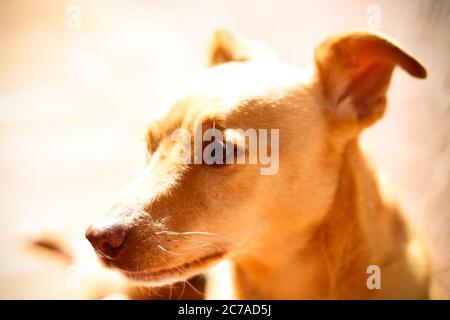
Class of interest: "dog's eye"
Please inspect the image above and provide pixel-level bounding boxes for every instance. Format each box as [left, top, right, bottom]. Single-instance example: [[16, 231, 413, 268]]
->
[[223, 140, 236, 164], [203, 139, 242, 166], [203, 138, 226, 165], [224, 141, 247, 164]]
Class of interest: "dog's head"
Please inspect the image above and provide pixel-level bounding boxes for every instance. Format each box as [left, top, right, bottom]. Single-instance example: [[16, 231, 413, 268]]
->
[[86, 30, 426, 285]]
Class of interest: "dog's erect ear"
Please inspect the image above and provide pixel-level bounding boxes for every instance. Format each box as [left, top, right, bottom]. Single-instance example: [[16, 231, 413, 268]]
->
[[208, 30, 275, 67], [315, 31, 426, 128]]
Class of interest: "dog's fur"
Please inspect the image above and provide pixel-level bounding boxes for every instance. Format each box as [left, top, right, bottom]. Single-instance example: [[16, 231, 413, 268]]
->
[[86, 30, 430, 299]]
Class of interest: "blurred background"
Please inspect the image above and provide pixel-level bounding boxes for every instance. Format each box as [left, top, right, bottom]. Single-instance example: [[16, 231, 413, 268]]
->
[[0, 0, 449, 299]]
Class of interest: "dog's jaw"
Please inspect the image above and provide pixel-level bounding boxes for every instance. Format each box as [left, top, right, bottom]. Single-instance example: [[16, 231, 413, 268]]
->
[[121, 251, 227, 286]]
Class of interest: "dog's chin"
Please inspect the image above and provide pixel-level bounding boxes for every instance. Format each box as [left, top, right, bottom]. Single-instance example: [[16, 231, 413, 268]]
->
[[119, 251, 226, 286]]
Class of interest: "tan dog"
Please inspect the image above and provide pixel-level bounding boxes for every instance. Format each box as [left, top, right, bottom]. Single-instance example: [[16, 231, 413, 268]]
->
[[86, 30, 430, 299]]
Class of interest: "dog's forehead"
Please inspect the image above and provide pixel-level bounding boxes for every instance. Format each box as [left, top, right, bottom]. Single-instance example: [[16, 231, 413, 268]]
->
[[154, 61, 309, 129], [187, 61, 305, 100]]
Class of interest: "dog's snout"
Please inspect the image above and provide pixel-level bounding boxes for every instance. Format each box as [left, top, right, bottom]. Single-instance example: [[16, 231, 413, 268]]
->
[[85, 222, 127, 260]]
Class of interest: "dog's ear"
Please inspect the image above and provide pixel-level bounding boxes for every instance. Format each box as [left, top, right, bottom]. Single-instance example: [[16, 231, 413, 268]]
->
[[208, 30, 275, 66], [315, 31, 426, 128]]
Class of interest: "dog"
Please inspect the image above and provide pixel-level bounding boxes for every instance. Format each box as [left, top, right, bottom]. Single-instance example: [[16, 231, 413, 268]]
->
[[85, 30, 430, 299]]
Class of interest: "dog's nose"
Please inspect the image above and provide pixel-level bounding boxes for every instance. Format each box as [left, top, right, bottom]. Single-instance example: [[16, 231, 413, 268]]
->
[[85, 222, 127, 260]]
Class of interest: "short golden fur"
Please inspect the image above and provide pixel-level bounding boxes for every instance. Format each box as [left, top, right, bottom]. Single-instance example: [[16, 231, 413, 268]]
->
[[85, 30, 430, 299]]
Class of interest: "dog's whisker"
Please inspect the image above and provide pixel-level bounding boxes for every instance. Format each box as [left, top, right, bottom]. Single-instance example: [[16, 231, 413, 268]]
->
[[155, 230, 233, 243], [168, 283, 173, 300], [177, 280, 186, 300], [186, 278, 204, 296], [154, 287, 164, 299], [194, 241, 226, 252], [186, 243, 210, 248], [157, 244, 185, 255]]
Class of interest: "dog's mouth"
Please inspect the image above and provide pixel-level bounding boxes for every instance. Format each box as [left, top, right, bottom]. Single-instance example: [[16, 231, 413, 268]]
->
[[121, 251, 226, 285]]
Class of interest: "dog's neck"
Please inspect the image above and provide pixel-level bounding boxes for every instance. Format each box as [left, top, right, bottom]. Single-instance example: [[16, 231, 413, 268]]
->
[[231, 139, 399, 299]]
